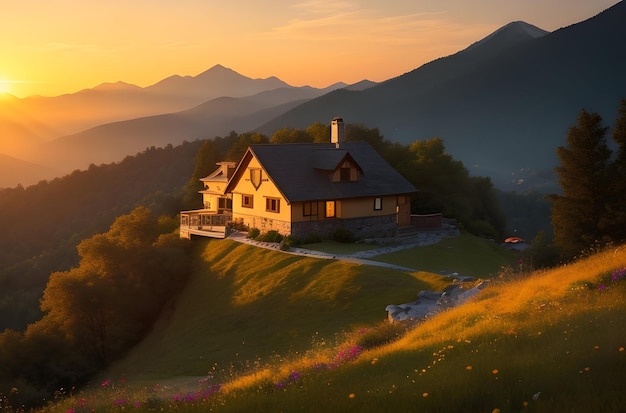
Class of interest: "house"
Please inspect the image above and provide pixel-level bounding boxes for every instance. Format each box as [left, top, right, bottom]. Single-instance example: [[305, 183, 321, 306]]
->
[[180, 117, 418, 240], [179, 162, 235, 239]]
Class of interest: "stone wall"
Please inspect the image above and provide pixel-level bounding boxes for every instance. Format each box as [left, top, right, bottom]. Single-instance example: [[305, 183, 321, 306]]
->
[[292, 214, 397, 240]]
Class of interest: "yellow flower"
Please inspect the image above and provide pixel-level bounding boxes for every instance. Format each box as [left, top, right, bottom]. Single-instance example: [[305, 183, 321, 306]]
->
[[422, 392, 429, 397], [492, 408, 501, 413], [466, 365, 473, 371], [492, 369, 499, 375], [619, 346, 624, 352], [348, 393, 356, 399]]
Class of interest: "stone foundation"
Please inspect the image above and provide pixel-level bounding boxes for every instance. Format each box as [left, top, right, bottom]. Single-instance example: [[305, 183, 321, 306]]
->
[[291, 214, 397, 240]]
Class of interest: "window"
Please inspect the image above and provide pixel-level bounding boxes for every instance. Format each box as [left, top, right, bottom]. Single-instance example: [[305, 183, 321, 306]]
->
[[266, 197, 280, 213], [242, 194, 254, 208], [340, 167, 351, 181], [218, 197, 232, 211], [325, 200, 336, 218], [374, 197, 382, 211], [303, 201, 318, 217]]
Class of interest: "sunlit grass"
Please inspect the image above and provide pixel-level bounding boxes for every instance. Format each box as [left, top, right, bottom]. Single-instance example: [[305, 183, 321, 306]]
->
[[373, 232, 517, 277], [34, 244, 626, 412]]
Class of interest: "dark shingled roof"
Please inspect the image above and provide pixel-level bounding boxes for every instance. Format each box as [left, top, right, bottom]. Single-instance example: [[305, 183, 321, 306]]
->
[[229, 142, 417, 203]]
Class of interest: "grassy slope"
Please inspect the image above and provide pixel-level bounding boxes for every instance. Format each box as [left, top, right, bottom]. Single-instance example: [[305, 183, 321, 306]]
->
[[105, 238, 448, 381], [46, 239, 626, 412]]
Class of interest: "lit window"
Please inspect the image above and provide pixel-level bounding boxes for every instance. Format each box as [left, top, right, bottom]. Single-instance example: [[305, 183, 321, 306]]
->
[[374, 197, 382, 210], [325, 200, 336, 218], [266, 197, 280, 213]]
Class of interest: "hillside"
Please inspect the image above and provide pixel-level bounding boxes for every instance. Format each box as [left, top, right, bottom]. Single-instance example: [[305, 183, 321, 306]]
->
[[42, 240, 626, 412], [257, 2, 626, 190]]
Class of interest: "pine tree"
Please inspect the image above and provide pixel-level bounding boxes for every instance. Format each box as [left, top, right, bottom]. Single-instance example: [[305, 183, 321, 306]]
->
[[550, 109, 612, 259], [604, 99, 626, 242]]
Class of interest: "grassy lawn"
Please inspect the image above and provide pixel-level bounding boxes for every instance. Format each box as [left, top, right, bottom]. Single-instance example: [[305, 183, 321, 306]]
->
[[300, 232, 517, 278]]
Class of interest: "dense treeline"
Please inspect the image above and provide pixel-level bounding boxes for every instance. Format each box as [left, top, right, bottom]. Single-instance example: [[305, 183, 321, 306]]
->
[[0, 207, 193, 405], [0, 141, 203, 330]]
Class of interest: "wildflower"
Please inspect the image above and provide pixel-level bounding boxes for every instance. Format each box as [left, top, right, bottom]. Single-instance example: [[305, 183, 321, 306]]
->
[[101, 379, 111, 387], [289, 371, 300, 381], [492, 409, 501, 413], [598, 284, 606, 291], [422, 392, 429, 397], [348, 393, 356, 398], [532, 392, 541, 400], [465, 365, 473, 371], [492, 369, 499, 375], [135, 402, 141, 408], [619, 346, 624, 352]]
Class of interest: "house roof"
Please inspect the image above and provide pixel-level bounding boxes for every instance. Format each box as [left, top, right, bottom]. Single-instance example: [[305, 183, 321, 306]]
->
[[225, 142, 417, 203]]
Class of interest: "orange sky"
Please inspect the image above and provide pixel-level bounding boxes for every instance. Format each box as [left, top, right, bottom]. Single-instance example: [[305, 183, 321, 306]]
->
[[0, 1, 619, 98]]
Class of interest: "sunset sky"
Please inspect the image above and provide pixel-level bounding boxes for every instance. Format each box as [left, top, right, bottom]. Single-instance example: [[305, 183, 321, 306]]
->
[[0, 0, 619, 98]]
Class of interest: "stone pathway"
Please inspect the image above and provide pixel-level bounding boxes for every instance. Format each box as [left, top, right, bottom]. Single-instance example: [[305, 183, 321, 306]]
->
[[227, 228, 460, 271]]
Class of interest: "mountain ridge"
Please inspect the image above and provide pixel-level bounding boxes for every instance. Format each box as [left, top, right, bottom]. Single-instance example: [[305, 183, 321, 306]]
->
[[256, 2, 626, 190]]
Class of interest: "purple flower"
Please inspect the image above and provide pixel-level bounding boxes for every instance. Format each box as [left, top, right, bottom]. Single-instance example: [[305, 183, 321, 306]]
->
[[289, 371, 300, 381], [101, 379, 111, 387], [598, 284, 606, 291]]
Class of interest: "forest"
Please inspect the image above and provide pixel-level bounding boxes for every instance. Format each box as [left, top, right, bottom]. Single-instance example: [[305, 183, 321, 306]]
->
[[3, 104, 625, 407]]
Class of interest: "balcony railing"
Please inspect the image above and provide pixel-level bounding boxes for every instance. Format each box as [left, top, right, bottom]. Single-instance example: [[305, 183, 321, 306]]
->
[[180, 209, 233, 239]]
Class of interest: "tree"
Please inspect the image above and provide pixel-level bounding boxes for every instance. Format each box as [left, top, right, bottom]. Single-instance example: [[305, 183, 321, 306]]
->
[[225, 132, 269, 161], [550, 109, 612, 259], [182, 139, 223, 209], [270, 127, 312, 143], [37, 207, 191, 367], [604, 99, 626, 242], [306, 122, 330, 143]]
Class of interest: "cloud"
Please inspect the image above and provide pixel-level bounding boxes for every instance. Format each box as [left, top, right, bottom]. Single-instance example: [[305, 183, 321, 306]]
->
[[258, 6, 486, 52]]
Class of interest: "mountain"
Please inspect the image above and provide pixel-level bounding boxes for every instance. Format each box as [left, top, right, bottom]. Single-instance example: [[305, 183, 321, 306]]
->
[[256, 3, 626, 190], [28, 85, 345, 174], [0, 153, 57, 189], [0, 65, 293, 156]]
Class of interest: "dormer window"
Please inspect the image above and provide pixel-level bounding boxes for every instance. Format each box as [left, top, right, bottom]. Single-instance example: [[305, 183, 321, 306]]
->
[[340, 167, 351, 181]]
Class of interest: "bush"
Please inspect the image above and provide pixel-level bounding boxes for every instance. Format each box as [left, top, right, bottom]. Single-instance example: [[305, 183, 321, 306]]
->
[[257, 230, 283, 243], [247, 228, 260, 240], [332, 228, 354, 243]]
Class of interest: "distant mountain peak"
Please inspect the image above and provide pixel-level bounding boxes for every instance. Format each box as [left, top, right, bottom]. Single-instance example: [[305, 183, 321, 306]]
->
[[464, 21, 549, 54]]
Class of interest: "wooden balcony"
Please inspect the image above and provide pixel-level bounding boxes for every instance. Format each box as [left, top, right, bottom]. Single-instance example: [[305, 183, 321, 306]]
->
[[180, 209, 233, 239]]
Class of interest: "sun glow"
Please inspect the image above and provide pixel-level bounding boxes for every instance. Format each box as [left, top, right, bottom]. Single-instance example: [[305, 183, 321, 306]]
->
[[0, 78, 13, 95]]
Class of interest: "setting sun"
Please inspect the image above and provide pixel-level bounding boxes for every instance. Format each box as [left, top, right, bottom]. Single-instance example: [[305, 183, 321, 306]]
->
[[0, 78, 13, 95]]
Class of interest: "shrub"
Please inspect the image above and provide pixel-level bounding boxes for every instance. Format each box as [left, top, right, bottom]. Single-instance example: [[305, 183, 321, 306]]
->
[[332, 228, 354, 243], [257, 230, 283, 243], [247, 228, 260, 240]]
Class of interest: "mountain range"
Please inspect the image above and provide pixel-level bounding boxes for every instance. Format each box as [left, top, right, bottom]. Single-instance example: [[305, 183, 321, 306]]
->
[[1, 1, 624, 190]]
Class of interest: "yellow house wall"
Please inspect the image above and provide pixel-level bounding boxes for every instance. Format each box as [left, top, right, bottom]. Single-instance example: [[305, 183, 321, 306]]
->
[[231, 157, 292, 233]]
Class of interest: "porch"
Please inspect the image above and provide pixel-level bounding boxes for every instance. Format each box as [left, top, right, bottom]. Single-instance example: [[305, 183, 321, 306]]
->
[[179, 210, 233, 239]]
